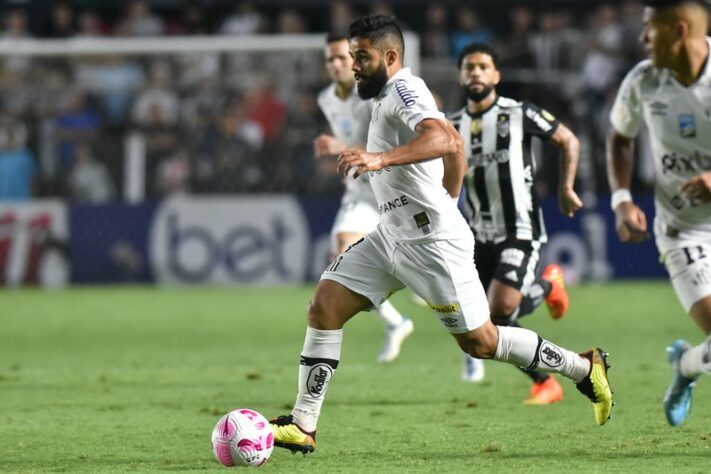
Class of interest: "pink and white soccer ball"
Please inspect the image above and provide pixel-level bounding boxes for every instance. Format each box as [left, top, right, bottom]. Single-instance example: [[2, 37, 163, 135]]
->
[[211, 408, 274, 467]]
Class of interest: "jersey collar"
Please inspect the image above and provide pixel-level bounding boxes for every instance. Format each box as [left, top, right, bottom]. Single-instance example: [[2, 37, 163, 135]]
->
[[378, 67, 412, 99], [466, 94, 499, 118]]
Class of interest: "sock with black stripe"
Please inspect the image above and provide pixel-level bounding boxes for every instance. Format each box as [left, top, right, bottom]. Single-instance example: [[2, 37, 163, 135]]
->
[[292, 326, 343, 432], [493, 326, 590, 383]]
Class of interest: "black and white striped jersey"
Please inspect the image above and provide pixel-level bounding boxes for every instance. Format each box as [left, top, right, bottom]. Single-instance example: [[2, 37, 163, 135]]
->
[[449, 96, 559, 244]]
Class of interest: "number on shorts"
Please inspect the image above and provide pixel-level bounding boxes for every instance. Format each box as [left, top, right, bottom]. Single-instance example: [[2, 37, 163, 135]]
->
[[683, 246, 707, 265]]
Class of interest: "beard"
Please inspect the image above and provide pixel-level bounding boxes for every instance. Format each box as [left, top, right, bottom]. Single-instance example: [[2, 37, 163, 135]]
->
[[356, 62, 389, 100], [465, 84, 494, 103]]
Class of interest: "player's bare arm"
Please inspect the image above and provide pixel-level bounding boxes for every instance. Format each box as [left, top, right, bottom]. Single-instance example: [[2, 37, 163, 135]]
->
[[607, 130, 648, 243], [550, 123, 583, 217], [441, 120, 465, 199], [337, 118, 458, 178], [314, 133, 349, 158], [681, 171, 711, 204]]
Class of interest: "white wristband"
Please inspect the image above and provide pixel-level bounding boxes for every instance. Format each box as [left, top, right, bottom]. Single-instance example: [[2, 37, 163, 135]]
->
[[611, 189, 632, 210]]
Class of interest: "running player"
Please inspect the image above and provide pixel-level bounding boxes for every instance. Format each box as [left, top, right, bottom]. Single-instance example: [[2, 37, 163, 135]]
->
[[315, 32, 413, 363], [451, 42, 583, 403], [271, 15, 613, 455], [607, 0, 711, 426]]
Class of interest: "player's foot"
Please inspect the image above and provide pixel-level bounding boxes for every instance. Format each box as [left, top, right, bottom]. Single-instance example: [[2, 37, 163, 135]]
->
[[461, 354, 485, 382], [663, 339, 698, 427], [270, 415, 316, 454], [524, 376, 563, 404], [575, 348, 613, 425], [542, 264, 569, 320], [378, 318, 414, 363]]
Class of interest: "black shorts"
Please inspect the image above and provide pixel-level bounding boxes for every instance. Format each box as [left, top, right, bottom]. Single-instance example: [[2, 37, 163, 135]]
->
[[474, 239, 541, 292]]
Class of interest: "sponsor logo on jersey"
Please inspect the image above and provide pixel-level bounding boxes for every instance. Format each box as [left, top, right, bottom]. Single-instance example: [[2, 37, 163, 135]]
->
[[368, 166, 392, 177], [378, 194, 410, 214], [525, 108, 553, 133], [428, 303, 461, 313], [678, 114, 696, 138], [661, 151, 711, 175], [504, 270, 519, 282], [440, 316, 459, 327], [394, 79, 418, 107], [472, 150, 510, 166], [539, 342, 564, 368], [501, 248, 525, 267], [541, 109, 556, 121], [306, 364, 333, 398], [650, 100, 668, 116]]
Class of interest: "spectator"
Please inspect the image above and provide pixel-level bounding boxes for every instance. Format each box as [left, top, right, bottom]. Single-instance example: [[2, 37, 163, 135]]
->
[[131, 61, 180, 127], [449, 7, 493, 59], [276, 8, 308, 34], [155, 146, 191, 196], [243, 74, 286, 143], [76, 11, 105, 37], [114, 0, 164, 37], [46, 2, 76, 38], [54, 91, 101, 178], [422, 2, 450, 58], [212, 105, 263, 192], [0, 118, 36, 201], [2, 9, 30, 39], [219, 1, 265, 35], [329, 0, 355, 34], [498, 6, 536, 68], [67, 144, 114, 203]]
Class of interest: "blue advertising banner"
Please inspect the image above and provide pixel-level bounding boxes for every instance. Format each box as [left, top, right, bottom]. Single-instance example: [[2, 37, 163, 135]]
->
[[66, 194, 666, 285]]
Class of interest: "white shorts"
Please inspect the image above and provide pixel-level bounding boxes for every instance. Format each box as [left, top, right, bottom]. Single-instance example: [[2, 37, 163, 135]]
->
[[321, 226, 490, 334], [330, 199, 380, 252], [661, 243, 711, 313]]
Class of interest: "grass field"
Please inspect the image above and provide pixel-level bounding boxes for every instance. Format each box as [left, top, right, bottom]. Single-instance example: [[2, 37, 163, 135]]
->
[[1, 281, 710, 473]]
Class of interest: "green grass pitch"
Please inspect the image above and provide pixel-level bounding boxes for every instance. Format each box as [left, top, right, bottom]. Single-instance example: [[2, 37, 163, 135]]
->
[[1, 281, 710, 473]]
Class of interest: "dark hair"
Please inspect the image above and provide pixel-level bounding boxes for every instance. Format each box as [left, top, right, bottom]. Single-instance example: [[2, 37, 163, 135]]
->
[[456, 43, 499, 69], [326, 31, 348, 44], [348, 14, 404, 56]]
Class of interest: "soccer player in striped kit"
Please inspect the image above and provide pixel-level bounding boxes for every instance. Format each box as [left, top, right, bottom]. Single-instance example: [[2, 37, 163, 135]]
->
[[450, 43, 583, 404]]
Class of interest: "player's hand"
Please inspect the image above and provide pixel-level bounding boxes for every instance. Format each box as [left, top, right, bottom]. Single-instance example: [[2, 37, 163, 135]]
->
[[337, 149, 385, 178], [680, 171, 711, 204], [614, 201, 649, 243], [558, 186, 583, 217], [313, 134, 347, 158]]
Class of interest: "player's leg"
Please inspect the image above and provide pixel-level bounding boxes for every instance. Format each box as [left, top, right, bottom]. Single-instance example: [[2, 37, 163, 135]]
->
[[486, 241, 563, 404], [272, 230, 405, 452], [663, 244, 711, 425], [333, 206, 412, 363], [400, 238, 611, 425]]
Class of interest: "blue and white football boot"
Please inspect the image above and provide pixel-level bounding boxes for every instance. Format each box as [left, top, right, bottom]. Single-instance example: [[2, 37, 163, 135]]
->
[[663, 339, 698, 427]]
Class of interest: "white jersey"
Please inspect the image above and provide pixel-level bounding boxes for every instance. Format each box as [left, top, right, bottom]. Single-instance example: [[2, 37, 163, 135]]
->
[[366, 67, 470, 243], [317, 82, 376, 207], [610, 41, 711, 251]]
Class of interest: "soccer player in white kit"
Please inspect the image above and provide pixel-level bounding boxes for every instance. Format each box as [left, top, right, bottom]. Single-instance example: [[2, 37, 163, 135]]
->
[[270, 15, 614, 454], [314, 33, 413, 364], [607, 0, 711, 426]]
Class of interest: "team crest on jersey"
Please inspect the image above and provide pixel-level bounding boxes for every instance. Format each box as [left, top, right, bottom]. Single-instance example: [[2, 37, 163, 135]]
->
[[497, 114, 510, 137], [678, 114, 696, 138], [470, 119, 482, 135]]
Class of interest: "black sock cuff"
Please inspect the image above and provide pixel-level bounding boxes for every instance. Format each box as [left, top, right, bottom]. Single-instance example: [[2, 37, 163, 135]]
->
[[300, 355, 339, 369]]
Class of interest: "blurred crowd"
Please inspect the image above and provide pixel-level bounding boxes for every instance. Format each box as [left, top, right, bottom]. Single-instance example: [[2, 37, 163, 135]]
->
[[0, 0, 653, 202]]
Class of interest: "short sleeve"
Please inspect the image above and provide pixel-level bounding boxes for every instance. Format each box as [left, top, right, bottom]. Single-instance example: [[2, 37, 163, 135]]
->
[[522, 102, 559, 139], [610, 65, 644, 138], [391, 78, 444, 131]]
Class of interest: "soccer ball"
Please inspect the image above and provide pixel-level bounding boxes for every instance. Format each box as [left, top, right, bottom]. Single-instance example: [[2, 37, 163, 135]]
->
[[211, 408, 274, 467]]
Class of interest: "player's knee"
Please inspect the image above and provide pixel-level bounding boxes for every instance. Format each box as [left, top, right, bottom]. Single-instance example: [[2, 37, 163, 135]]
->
[[490, 301, 518, 324], [307, 299, 331, 329]]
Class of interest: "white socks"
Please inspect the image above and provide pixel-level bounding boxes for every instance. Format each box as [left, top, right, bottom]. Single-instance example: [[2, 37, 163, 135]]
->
[[494, 326, 590, 383], [377, 300, 406, 327], [680, 336, 711, 378], [292, 326, 343, 432]]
